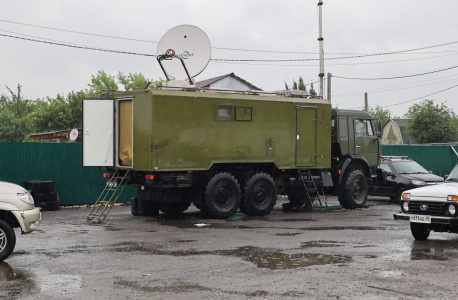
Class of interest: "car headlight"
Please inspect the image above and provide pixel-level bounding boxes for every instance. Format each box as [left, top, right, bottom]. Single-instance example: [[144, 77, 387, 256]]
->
[[447, 195, 458, 201], [411, 180, 426, 186], [402, 193, 410, 200], [402, 201, 409, 212], [448, 204, 456, 216], [17, 193, 34, 205]]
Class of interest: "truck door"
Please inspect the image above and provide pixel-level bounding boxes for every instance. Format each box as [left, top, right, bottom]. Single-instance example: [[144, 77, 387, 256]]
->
[[354, 118, 379, 166], [296, 106, 317, 167], [83, 99, 114, 167]]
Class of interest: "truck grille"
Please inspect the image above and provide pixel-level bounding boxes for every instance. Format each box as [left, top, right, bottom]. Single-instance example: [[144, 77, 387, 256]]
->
[[408, 201, 446, 216]]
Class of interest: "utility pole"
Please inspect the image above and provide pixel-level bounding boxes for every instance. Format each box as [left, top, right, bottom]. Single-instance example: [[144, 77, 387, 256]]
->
[[318, 0, 324, 98], [364, 93, 368, 112], [327, 73, 332, 103]]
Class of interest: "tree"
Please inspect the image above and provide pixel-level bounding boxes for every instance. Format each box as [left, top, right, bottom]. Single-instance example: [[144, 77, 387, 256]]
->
[[308, 83, 317, 99], [405, 100, 458, 144], [368, 105, 393, 129], [284, 76, 316, 98], [88, 70, 118, 92]]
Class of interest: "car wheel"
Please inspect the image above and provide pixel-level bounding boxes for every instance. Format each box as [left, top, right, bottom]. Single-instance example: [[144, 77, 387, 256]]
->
[[240, 172, 277, 216], [0, 220, 16, 262], [394, 187, 407, 202], [203, 173, 241, 218], [410, 222, 430, 240]]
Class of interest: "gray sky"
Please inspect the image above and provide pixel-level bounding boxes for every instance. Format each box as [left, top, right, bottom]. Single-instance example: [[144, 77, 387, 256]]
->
[[1, 0, 458, 117]]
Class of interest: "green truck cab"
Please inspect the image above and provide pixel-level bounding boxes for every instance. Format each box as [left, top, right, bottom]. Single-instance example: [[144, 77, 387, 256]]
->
[[83, 88, 381, 219]]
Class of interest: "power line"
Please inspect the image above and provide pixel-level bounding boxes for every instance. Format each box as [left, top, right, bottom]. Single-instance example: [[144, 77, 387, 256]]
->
[[382, 84, 458, 108], [333, 65, 458, 80], [1, 18, 458, 56]]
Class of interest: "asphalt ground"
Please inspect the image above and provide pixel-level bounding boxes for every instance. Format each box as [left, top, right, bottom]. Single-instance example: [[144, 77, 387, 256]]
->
[[1, 196, 458, 300]]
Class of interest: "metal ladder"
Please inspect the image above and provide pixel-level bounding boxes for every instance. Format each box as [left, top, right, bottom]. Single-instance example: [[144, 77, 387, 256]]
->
[[87, 170, 130, 223], [298, 170, 324, 208]]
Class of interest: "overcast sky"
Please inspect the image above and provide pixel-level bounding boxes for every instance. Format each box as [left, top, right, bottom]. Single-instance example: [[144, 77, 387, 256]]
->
[[1, 0, 458, 117]]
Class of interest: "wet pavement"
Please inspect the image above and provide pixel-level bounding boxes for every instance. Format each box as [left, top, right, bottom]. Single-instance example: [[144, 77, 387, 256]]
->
[[2, 196, 458, 299]]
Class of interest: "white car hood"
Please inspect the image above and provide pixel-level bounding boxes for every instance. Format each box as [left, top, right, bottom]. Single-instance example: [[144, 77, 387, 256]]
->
[[0, 181, 28, 194], [409, 182, 458, 198]]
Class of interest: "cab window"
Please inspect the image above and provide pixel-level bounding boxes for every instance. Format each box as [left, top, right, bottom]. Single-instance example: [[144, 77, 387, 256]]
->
[[355, 119, 374, 136]]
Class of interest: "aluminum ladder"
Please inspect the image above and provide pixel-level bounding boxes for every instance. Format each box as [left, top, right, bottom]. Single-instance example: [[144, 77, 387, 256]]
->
[[87, 170, 130, 223]]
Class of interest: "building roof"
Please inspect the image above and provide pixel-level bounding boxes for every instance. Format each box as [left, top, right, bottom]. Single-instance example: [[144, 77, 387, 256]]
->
[[29, 128, 82, 140], [390, 119, 416, 144], [195, 73, 262, 91]]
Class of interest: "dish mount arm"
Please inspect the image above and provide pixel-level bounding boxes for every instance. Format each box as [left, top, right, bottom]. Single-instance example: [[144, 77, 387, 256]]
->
[[157, 54, 195, 84]]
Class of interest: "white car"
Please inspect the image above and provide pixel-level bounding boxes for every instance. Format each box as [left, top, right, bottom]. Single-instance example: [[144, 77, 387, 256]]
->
[[0, 181, 41, 261], [394, 163, 458, 240]]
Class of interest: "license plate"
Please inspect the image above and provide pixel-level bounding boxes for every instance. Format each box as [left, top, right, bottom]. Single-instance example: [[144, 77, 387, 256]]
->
[[106, 181, 118, 188], [410, 215, 431, 223]]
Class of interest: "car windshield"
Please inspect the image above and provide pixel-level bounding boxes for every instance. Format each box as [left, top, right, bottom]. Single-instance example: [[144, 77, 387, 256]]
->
[[390, 161, 428, 174], [446, 164, 458, 181]]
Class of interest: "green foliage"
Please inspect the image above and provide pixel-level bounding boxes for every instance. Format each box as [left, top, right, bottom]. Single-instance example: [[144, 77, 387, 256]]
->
[[308, 83, 317, 99], [88, 70, 118, 92], [285, 76, 317, 98], [368, 105, 393, 128], [405, 100, 458, 144]]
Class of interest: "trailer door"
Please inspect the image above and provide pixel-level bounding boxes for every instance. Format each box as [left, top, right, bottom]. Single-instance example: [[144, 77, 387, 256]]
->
[[296, 106, 317, 167], [83, 99, 114, 167]]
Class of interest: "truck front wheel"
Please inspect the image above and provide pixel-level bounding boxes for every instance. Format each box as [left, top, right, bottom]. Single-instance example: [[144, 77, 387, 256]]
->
[[339, 170, 368, 209], [240, 172, 277, 216], [203, 173, 241, 218], [0, 220, 16, 262]]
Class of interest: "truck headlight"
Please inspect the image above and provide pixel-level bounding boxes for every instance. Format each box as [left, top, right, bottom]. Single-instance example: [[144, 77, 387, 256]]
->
[[17, 193, 34, 205], [411, 180, 426, 186], [448, 204, 456, 216], [402, 201, 409, 212]]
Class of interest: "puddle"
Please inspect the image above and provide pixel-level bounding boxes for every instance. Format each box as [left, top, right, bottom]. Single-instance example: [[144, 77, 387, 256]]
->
[[410, 240, 458, 261], [300, 226, 386, 231], [301, 241, 343, 248], [113, 244, 351, 269], [0, 262, 39, 298], [115, 280, 213, 293], [365, 255, 378, 259], [378, 270, 403, 278], [275, 232, 302, 236]]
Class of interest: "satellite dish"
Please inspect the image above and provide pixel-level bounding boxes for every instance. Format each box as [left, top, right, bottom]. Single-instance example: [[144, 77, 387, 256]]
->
[[157, 25, 211, 81], [70, 129, 78, 141]]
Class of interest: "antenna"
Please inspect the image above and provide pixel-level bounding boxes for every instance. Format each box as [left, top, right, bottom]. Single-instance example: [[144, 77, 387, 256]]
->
[[318, 0, 324, 98], [69, 128, 78, 142], [156, 25, 211, 83]]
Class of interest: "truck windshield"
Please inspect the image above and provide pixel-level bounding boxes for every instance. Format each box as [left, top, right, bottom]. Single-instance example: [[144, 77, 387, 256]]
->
[[391, 161, 428, 174]]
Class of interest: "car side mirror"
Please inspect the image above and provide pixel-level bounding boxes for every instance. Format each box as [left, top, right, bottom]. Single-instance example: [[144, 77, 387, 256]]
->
[[429, 171, 433, 174]]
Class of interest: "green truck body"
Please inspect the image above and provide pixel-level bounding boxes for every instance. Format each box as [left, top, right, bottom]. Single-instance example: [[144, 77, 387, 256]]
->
[[83, 88, 382, 218]]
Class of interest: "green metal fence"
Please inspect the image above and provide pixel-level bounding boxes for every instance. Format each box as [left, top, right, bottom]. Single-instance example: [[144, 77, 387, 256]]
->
[[1, 142, 457, 205], [382, 145, 458, 177], [0, 142, 136, 205]]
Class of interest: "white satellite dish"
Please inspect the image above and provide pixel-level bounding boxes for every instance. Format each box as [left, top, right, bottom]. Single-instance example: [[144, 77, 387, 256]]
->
[[156, 25, 211, 81], [70, 128, 79, 141]]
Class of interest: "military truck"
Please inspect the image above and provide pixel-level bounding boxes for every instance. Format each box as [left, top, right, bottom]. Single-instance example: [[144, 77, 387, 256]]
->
[[83, 87, 382, 220]]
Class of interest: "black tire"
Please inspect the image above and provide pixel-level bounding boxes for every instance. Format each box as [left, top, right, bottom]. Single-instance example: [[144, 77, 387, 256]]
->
[[338, 170, 368, 209], [131, 197, 139, 216], [282, 193, 312, 212], [22, 180, 55, 193], [161, 201, 191, 215], [32, 192, 58, 203], [36, 201, 60, 211], [0, 220, 16, 262], [159, 189, 191, 215], [410, 222, 430, 240], [203, 173, 241, 218], [137, 199, 160, 216], [240, 172, 277, 216], [390, 187, 406, 202]]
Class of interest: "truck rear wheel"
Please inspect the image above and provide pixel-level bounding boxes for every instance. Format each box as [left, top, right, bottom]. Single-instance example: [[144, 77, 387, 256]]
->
[[160, 189, 191, 215], [338, 169, 368, 209], [0, 220, 16, 262], [240, 173, 277, 216], [203, 173, 241, 218], [410, 222, 430, 240]]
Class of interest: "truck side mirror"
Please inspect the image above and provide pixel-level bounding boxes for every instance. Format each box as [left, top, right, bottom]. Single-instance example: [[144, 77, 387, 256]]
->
[[387, 172, 393, 177], [377, 119, 382, 138]]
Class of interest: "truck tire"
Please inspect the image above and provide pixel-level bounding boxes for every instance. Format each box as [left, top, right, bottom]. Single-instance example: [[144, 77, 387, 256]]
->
[[22, 180, 55, 193], [338, 169, 368, 209], [0, 220, 16, 262], [282, 193, 312, 212], [131, 197, 139, 216], [240, 173, 277, 216], [203, 173, 241, 218], [410, 223, 430, 240], [161, 201, 191, 215]]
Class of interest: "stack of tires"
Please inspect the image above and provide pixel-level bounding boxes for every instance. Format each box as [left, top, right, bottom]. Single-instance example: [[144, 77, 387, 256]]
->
[[22, 180, 60, 211]]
